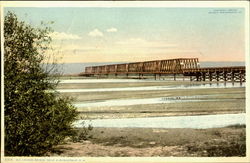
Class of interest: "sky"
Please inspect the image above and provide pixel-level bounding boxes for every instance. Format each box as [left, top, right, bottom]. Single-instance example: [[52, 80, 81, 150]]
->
[[4, 7, 245, 63]]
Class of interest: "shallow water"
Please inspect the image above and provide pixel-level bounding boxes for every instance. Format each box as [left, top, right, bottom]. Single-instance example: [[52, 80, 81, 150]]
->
[[57, 82, 245, 93], [59, 78, 195, 83], [73, 95, 223, 108], [59, 79, 150, 83], [74, 113, 245, 129]]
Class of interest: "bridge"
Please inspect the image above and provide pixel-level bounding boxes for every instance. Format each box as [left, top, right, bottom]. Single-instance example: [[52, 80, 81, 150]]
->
[[80, 58, 245, 82]]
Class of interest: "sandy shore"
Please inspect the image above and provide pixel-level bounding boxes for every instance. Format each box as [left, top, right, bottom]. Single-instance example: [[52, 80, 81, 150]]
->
[[48, 125, 245, 157]]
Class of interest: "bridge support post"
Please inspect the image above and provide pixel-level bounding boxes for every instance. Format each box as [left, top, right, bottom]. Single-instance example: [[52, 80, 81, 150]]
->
[[231, 71, 234, 83], [223, 71, 227, 82], [239, 71, 242, 84], [216, 72, 219, 82], [196, 73, 200, 81], [242, 72, 245, 82], [209, 72, 212, 81], [202, 72, 206, 81], [174, 74, 176, 81]]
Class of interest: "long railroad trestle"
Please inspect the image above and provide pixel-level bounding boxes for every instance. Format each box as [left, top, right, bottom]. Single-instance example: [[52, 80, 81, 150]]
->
[[80, 58, 245, 83]]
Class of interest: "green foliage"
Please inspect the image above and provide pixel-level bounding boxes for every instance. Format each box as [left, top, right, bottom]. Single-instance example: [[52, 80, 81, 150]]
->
[[4, 12, 78, 156]]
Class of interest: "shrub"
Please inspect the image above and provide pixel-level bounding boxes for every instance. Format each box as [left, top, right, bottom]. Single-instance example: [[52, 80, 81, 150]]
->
[[71, 125, 93, 143], [186, 133, 246, 157], [4, 12, 78, 156]]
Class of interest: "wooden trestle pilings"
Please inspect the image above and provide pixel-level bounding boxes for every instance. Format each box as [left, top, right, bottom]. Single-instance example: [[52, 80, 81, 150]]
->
[[80, 58, 246, 82], [183, 66, 245, 82]]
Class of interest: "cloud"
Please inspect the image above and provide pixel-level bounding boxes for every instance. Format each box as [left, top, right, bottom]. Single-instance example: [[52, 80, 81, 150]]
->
[[107, 27, 117, 32], [49, 31, 81, 40], [88, 29, 103, 37]]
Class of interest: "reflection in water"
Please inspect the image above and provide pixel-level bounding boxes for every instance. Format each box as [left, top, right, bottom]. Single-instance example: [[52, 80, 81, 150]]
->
[[73, 95, 223, 108], [74, 113, 245, 129], [59, 78, 193, 84], [57, 82, 245, 93]]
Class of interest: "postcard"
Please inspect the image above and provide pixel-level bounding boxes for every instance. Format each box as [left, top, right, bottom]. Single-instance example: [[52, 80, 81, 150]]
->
[[1, 1, 249, 163]]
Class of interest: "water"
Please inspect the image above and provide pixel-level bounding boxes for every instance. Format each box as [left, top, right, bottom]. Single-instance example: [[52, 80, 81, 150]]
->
[[59, 77, 193, 83], [59, 79, 149, 84], [60, 78, 245, 129], [74, 95, 224, 108], [74, 113, 245, 129], [57, 82, 245, 93]]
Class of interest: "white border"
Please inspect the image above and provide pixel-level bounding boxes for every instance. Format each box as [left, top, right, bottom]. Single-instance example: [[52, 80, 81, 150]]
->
[[1, 2, 5, 163], [0, 1, 249, 8], [2, 1, 249, 8], [0, 1, 249, 163]]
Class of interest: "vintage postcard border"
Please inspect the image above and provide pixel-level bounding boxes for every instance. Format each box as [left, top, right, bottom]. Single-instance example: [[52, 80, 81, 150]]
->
[[1, 1, 249, 163]]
